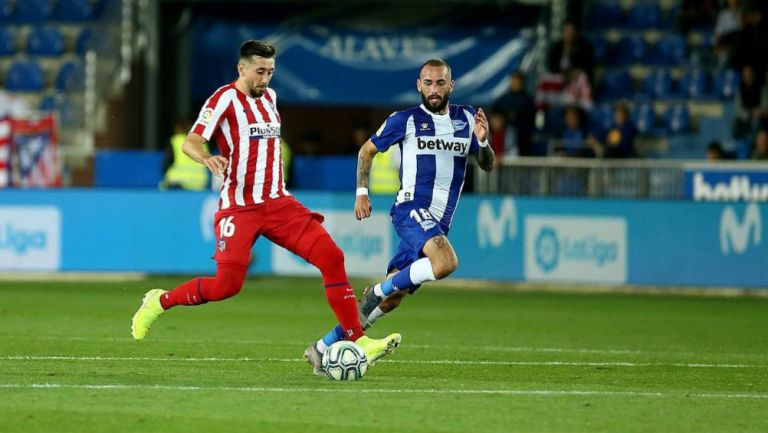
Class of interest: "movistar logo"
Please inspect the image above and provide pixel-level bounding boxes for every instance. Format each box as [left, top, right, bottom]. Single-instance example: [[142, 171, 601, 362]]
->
[[417, 138, 467, 154], [720, 203, 761, 255]]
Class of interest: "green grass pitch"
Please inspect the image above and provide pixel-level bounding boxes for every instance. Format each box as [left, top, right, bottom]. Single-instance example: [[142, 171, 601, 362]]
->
[[1, 276, 766, 433]]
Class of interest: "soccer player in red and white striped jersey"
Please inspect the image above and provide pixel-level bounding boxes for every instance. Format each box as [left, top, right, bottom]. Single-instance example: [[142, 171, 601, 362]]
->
[[131, 40, 400, 372]]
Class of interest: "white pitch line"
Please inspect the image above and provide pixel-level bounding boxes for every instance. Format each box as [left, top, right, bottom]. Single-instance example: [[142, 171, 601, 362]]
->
[[0, 383, 765, 400], [2, 335, 767, 360], [0, 355, 765, 369]]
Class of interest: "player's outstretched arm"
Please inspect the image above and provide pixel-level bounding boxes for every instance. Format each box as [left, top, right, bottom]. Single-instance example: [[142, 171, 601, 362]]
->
[[183, 132, 228, 177], [354, 140, 378, 220], [474, 108, 495, 172]]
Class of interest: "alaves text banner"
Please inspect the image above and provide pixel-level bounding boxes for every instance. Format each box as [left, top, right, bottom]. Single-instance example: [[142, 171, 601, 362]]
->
[[191, 21, 536, 106]]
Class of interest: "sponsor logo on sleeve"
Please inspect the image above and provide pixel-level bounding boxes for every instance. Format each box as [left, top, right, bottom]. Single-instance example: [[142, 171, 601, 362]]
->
[[199, 108, 214, 125]]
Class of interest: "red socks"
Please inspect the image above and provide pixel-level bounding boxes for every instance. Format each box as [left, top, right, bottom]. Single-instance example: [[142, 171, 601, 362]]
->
[[160, 264, 247, 310]]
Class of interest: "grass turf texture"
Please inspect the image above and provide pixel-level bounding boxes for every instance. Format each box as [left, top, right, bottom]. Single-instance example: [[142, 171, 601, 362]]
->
[[0, 277, 766, 433]]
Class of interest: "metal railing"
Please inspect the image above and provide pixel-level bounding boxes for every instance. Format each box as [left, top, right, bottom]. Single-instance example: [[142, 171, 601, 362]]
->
[[472, 156, 767, 199]]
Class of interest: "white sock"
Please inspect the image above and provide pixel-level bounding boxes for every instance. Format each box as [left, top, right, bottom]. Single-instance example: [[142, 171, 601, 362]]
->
[[365, 306, 386, 329], [372, 282, 385, 298], [409, 257, 436, 283], [315, 340, 327, 353]]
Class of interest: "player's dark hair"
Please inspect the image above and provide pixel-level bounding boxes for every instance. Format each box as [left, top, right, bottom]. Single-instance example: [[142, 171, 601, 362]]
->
[[240, 40, 276, 61], [419, 58, 451, 76]]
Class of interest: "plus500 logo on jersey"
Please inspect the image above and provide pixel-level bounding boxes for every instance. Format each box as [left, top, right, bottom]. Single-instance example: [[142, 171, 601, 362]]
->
[[0, 207, 61, 270], [685, 170, 768, 201], [524, 215, 627, 283]]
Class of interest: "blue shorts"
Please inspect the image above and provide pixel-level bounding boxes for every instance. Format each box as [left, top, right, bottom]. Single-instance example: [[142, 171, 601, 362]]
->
[[387, 201, 449, 293]]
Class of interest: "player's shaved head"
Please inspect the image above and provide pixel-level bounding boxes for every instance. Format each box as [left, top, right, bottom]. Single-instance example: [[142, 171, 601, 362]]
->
[[419, 59, 451, 79]]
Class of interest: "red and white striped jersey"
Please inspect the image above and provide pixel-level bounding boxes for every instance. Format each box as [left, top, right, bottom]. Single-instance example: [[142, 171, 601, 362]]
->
[[192, 82, 289, 210]]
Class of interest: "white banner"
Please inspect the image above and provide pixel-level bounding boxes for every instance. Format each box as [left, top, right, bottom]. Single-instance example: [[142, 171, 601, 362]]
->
[[524, 215, 627, 284], [0, 206, 61, 270]]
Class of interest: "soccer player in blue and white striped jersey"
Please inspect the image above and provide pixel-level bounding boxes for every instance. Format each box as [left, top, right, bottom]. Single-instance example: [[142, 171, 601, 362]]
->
[[304, 59, 495, 372]]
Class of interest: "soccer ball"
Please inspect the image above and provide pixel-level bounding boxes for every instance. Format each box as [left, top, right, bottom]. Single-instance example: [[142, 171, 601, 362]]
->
[[321, 341, 368, 381]]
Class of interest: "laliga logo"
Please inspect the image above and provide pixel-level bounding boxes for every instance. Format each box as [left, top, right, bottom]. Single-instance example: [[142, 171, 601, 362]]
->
[[720, 203, 761, 255], [0, 223, 47, 255]]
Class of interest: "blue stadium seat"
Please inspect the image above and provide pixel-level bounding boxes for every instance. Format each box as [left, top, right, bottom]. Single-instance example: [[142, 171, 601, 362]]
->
[[597, 69, 633, 99], [0, 27, 14, 56], [589, 34, 608, 64], [715, 69, 739, 99], [27, 25, 64, 56], [5, 60, 44, 91], [664, 104, 690, 133], [648, 35, 687, 65], [0, 0, 13, 22], [14, 0, 52, 23], [679, 68, 710, 99], [56, 60, 84, 91], [587, 1, 623, 29], [589, 103, 614, 135], [75, 27, 93, 55], [40, 93, 59, 110], [55, 0, 93, 21], [632, 102, 656, 134], [642, 69, 672, 99], [615, 35, 646, 65], [627, 2, 662, 29]]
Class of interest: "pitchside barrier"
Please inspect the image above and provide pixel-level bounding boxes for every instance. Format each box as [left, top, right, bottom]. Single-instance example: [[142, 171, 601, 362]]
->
[[0, 189, 764, 289]]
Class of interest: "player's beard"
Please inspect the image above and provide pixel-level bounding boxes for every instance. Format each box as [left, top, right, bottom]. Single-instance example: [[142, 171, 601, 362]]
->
[[421, 92, 450, 114]]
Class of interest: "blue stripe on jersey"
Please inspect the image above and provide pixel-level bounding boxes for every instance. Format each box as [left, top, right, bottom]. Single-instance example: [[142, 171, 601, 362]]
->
[[450, 105, 472, 139], [414, 154, 436, 204], [441, 155, 467, 228], [413, 114, 436, 137]]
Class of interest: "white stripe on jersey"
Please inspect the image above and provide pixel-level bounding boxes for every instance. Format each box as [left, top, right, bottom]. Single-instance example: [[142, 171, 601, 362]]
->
[[250, 98, 268, 205], [233, 98, 250, 207], [398, 118, 417, 203], [219, 116, 235, 210], [269, 139, 282, 199]]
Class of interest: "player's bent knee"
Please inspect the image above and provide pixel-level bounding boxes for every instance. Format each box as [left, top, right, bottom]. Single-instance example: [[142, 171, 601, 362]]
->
[[432, 253, 458, 280], [203, 264, 247, 301]]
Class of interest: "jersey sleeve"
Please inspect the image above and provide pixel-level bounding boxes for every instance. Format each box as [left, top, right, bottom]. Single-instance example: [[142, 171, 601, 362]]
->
[[191, 89, 232, 142], [463, 105, 481, 154], [370, 111, 408, 152]]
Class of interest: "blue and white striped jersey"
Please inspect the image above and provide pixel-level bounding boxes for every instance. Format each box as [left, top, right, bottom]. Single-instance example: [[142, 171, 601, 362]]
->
[[371, 103, 480, 229]]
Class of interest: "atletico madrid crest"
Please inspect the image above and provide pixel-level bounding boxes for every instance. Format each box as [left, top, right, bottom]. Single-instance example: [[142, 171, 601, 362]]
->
[[217, 239, 227, 252]]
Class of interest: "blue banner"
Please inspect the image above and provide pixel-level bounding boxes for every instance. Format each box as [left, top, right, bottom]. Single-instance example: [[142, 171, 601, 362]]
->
[[0, 190, 765, 289], [191, 19, 535, 106], [684, 165, 768, 201]]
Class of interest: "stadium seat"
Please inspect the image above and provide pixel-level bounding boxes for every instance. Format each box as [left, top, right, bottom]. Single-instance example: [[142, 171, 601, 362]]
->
[[39, 93, 59, 110], [679, 68, 710, 99], [626, 2, 662, 29], [597, 69, 633, 99], [0, 0, 12, 22], [664, 104, 690, 133], [632, 102, 656, 134], [26, 26, 64, 56], [13, 0, 52, 23], [589, 35, 608, 64], [642, 69, 672, 99], [54, 0, 93, 21], [615, 35, 646, 65], [5, 60, 44, 91], [648, 35, 687, 65], [0, 27, 14, 56], [589, 103, 614, 135], [715, 69, 739, 99], [587, 0, 623, 29], [75, 27, 93, 55], [56, 60, 84, 91]]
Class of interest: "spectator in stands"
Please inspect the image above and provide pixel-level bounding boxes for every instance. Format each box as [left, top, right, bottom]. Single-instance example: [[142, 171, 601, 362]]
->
[[706, 140, 737, 159], [561, 68, 593, 112], [546, 21, 595, 83], [161, 119, 209, 191], [729, 3, 768, 90], [733, 65, 767, 137], [553, 105, 596, 157], [679, 0, 718, 32], [492, 71, 536, 156], [714, 0, 744, 65], [751, 129, 768, 159], [598, 103, 637, 158]]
